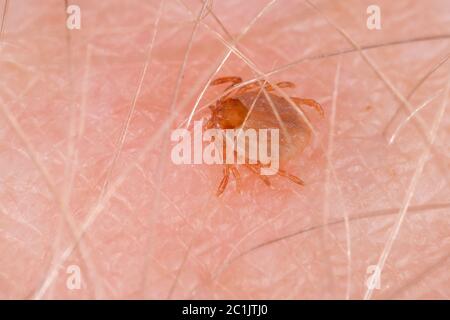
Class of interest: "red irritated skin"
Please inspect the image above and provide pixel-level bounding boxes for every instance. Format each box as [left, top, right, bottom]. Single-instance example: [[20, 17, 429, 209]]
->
[[0, 0, 449, 299]]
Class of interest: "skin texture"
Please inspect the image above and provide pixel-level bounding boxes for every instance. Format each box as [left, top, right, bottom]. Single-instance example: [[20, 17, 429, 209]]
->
[[0, 0, 449, 299]]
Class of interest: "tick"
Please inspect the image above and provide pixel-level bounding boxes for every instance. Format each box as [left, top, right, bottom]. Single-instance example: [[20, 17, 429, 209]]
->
[[205, 76, 324, 196]]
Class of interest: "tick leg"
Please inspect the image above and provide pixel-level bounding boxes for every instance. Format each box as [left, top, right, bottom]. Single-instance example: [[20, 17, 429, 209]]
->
[[234, 82, 260, 95], [257, 162, 304, 187], [211, 76, 242, 86], [291, 97, 324, 117], [245, 163, 271, 187], [265, 81, 296, 91], [235, 81, 295, 95], [235, 81, 269, 96], [277, 169, 305, 186], [212, 77, 245, 100], [230, 165, 242, 194], [216, 165, 231, 196]]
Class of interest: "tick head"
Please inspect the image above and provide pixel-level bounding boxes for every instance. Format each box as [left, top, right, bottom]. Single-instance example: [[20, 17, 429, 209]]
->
[[212, 98, 248, 129], [203, 104, 218, 130]]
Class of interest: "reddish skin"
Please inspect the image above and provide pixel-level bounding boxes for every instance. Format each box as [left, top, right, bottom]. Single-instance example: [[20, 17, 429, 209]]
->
[[206, 76, 324, 196], [1, 0, 449, 300]]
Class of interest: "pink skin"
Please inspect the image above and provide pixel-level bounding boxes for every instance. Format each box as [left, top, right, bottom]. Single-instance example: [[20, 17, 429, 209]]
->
[[0, 0, 449, 299]]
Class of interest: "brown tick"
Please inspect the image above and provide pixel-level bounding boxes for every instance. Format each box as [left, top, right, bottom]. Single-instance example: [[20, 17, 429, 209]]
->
[[205, 76, 324, 196]]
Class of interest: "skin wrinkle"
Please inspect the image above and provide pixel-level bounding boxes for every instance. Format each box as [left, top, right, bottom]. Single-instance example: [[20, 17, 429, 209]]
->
[[228, 203, 450, 261], [324, 57, 352, 299], [305, 0, 450, 183], [146, 0, 210, 298], [0, 0, 449, 299], [0, 95, 98, 299], [383, 52, 450, 141], [385, 251, 450, 299], [93, 0, 164, 297], [59, 0, 103, 298], [0, 42, 101, 298], [364, 74, 450, 300], [389, 89, 444, 144], [0, 0, 8, 44]]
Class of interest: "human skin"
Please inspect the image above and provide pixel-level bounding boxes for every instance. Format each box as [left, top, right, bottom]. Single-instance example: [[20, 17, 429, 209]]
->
[[0, 0, 449, 299]]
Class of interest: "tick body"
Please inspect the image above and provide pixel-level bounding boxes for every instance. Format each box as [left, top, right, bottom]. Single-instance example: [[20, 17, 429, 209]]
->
[[205, 76, 323, 196]]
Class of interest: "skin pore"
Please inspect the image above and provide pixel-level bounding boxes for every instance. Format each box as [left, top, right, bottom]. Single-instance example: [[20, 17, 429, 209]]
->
[[0, 0, 449, 299]]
